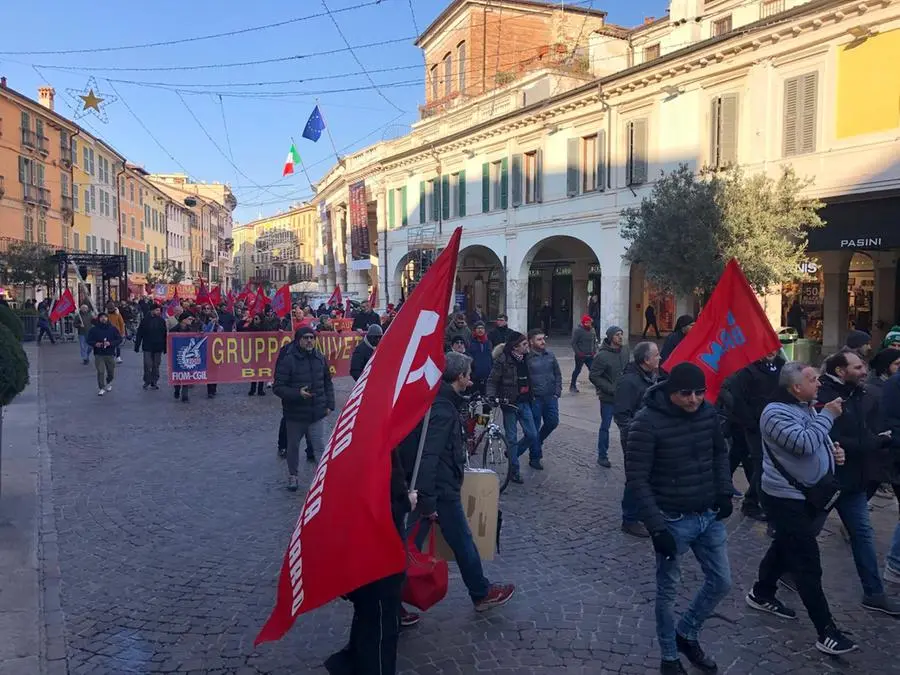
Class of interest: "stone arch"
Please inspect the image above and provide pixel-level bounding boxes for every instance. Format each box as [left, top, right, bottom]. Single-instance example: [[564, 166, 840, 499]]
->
[[456, 245, 505, 319]]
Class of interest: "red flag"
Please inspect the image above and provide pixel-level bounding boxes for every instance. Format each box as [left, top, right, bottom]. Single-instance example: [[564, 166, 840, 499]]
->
[[166, 288, 181, 317], [49, 289, 76, 322], [251, 286, 270, 317], [237, 280, 253, 303], [663, 259, 781, 403], [196, 279, 211, 305], [271, 284, 292, 318], [368, 285, 378, 309], [225, 290, 235, 313], [209, 285, 222, 307], [345, 298, 352, 316], [254, 227, 463, 646], [327, 285, 342, 308]]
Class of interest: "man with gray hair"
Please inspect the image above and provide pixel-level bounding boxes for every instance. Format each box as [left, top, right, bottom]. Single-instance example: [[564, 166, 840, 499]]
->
[[414, 351, 515, 612], [614, 341, 661, 538], [744, 361, 857, 655]]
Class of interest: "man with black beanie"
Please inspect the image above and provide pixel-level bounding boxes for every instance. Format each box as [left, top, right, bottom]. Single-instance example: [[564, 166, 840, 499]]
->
[[626, 362, 733, 675]]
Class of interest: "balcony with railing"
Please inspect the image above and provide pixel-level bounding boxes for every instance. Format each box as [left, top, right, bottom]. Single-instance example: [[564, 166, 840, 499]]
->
[[203, 249, 214, 263], [21, 128, 37, 149], [36, 135, 48, 154], [22, 183, 40, 204], [59, 144, 73, 166], [61, 194, 74, 211]]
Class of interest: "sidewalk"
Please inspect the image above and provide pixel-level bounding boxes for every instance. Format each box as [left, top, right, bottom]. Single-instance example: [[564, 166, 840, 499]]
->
[[0, 344, 66, 675]]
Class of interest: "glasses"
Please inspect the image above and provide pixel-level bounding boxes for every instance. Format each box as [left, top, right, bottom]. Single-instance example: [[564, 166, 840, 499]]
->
[[677, 388, 707, 398], [300, 335, 316, 340]]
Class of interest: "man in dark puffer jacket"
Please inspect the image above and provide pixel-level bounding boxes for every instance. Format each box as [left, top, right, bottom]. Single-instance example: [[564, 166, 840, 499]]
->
[[274, 326, 335, 491], [626, 363, 733, 675]]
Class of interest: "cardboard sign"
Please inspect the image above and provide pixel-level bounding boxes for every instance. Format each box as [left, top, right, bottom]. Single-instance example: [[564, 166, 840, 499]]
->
[[435, 469, 499, 562]]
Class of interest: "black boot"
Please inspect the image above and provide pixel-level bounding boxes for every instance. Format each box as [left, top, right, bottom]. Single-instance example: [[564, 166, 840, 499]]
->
[[249, 382, 257, 396], [676, 634, 717, 673]]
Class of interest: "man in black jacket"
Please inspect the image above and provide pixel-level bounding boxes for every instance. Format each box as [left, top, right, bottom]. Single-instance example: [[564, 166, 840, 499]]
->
[[414, 352, 515, 613], [730, 351, 784, 521], [487, 314, 512, 348], [817, 349, 900, 615], [351, 301, 381, 332], [626, 363, 733, 675], [614, 341, 660, 538], [134, 304, 167, 390], [86, 312, 123, 397], [273, 326, 335, 491], [350, 325, 382, 381]]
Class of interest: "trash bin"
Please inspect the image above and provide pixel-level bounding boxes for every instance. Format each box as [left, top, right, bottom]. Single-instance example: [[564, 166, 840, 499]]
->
[[778, 327, 798, 361], [794, 339, 822, 365]]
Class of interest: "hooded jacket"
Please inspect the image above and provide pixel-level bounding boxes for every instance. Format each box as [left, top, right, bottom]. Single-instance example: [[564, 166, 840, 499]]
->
[[273, 342, 335, 422], [349, 337, 377, 381], [613, 361, 658, 449], [589, 339, 629, 402], [415, 382, 468, 515], [86, 322, 123, 356], [107, 310, 126, 338], [486, 342, 530, 402], [625, 382, 730, 533], [817, 374, 889, 491], [488, 324, 512, 349], [660, 314, 694, 364]]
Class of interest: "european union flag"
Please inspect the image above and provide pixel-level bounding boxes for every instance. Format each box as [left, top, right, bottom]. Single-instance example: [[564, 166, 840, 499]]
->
[[302, 105, 326, 142]]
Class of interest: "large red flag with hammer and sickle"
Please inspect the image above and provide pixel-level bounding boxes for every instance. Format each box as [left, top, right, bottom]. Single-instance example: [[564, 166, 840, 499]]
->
[[254, 227, 462, 645]]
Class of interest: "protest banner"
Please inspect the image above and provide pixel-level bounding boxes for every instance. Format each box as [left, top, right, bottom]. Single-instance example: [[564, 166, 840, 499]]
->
[[167, 331, 362, 385]]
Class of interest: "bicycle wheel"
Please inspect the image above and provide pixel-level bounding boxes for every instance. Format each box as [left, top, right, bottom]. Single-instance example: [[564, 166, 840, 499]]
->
[[466, 429, 488, 470], [479, 432, 511, 493]]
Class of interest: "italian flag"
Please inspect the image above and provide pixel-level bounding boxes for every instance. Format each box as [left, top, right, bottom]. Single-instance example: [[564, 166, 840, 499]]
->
[[282, 144, 301, 176]]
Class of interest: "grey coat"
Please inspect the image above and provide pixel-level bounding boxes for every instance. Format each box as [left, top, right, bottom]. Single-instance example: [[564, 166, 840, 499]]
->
[[589, 341, 629, 403], [571, 325, 597, 358]]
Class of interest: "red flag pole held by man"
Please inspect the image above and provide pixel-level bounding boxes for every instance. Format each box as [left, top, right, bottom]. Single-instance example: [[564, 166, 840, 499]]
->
[[50, 289, 76, 323], [237, 280, 253, 304], [209, 285, 222, 307], [225, 290, 235, 313], [254, 227, 463, 646], [271, 284, 292, 318], [662, 258, 781, 403], [250, 286, 269, 317], [196, 278, 211, 305], [328, 285, 342, 309]]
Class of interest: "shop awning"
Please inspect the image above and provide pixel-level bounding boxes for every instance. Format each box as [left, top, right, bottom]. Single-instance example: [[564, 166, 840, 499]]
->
[[808, 195, 900, 252]]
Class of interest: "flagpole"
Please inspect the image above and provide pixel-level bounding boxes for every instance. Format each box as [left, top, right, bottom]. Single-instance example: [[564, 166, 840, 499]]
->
[[315, 99, 342, 165], [291, 136, 317, 194], [404, 405, 433, 530]]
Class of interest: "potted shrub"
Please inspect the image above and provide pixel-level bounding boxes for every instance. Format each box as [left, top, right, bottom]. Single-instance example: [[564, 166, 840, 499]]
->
[[0, 322, 29, 496], [0, 304, 24, 341]]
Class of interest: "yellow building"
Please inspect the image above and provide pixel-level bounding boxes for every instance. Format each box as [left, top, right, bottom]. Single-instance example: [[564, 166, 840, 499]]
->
[[239, 203, 317, 287]]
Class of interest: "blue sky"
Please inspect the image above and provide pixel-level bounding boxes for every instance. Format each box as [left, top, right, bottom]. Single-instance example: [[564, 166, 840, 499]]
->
[[0, 0, 667, 223]]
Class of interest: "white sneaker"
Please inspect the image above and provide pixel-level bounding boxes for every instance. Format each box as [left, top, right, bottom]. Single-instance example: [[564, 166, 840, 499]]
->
[[116, 357, 123, 363], [98, 389, 105, 396], [105, 384, 113, 392]]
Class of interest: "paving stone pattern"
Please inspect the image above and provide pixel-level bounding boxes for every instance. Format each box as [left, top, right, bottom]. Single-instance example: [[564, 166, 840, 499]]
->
[[39, 345, 900, 674]]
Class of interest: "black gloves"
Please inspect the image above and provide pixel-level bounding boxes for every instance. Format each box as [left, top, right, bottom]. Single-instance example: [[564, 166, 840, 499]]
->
[[715, 494, 734, 521], [651, 529, 677, 560]]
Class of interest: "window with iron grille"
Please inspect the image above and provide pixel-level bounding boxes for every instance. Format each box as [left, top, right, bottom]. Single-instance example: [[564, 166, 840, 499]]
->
[[644, 43, 661, 61], [712, 16, 732, 36]]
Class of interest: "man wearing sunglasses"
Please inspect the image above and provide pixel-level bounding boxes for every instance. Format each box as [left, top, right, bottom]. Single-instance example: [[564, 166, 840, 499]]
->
[[626, 362, 733, 675], [273, 326, 335, 491]]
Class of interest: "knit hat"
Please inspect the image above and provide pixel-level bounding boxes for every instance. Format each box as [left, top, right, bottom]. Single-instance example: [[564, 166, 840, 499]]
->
[[451, 335, 467, 346], [871, 348, 900, 377], [295, 325, 316, 339], [883, 326, 900, 348], [606, 325, 623, 340], [473, 320, 486, 329], [503, 330, 526, 352], [665, 362, 706, 394], [581, 315, 593, 327], [845, 329, 871, 350], [366, 324, 383, 337]]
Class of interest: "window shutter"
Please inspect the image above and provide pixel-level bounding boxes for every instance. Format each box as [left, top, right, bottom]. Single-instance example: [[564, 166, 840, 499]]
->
[[510, 153, 523, 207], [18, 156, 25, 183], [481, 162, 490, 213], [710, 97, 721, 167], [387, 188, 395, 228], [441, 174, 450, 220], [719, 94, 739, 166], [596, 130, 607, 191], [400, 185, 408, 226], [799, 72, 818, 154], [566, 138, 579, 196], [782, 76, 799, 156], [535, 150, 544, 203], [630, 119, 649, 185], [431, 181, 439, 222], [500, 157, 509, 210], [419, 181, 426, 223], [458, 169, 466, 217]]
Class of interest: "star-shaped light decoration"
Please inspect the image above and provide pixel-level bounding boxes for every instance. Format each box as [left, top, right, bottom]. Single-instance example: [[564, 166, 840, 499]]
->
[[65, 77, 117, 123]]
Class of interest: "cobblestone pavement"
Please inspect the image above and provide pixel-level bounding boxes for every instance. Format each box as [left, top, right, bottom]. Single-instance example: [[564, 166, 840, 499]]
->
[[39, 344, 900, 674]]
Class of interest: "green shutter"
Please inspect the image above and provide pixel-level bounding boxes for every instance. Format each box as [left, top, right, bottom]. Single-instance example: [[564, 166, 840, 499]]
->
[[431, 180, 439, 222], [400, 186, 408, 226], [500, 157, 509, 210], [458, 169, 466, 217], [481, 162, 490, 213], [387, 188, 395, 228], [441, 174, 450, 220], [511, 154, 523, 207], [419, 181, 426, 223]]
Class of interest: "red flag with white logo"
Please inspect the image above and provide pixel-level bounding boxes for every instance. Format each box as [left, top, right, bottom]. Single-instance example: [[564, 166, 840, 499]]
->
[[254, 227, 462, 646], [209, 285, 222, 307], [196, 278, 211, 305], [663, 258, 780, 403], [49, 289, 76, 322], [250, 286, 269, 317], [327, 285, 342, 308], [271, 284, 292, 318]]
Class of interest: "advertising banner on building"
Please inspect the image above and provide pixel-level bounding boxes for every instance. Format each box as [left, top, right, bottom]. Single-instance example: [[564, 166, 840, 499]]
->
[[167, 331, 362, 385], [348, 180, 371, 271], [320, 202, 335, 275]]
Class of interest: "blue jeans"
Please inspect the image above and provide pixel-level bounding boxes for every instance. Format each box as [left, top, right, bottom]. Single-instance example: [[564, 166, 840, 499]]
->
[[571, 355, 593, 388], [78, 335, 90, 361], [655, 510, 731, 662], [530, 395, 559, 459], [597, 401, 615, 461], [413, 499, 490, 602], [502, 402, 539, 471], [888, 521, 900, 572], [833, 489, 884, 597]]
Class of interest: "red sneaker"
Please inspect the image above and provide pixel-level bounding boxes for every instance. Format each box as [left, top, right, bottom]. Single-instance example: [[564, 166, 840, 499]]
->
[[399, 606, 420, 627], [474, 583, 515, 612]]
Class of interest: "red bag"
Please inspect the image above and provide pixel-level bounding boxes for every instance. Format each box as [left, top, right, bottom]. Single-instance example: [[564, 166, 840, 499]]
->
[[401, 522, 449, 611]]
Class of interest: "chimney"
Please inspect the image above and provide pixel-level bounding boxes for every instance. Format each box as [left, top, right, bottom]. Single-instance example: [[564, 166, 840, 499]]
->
[[0, 77, 6, 89], [38, 86, 55, 111], [644, 16, 656, 25]]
